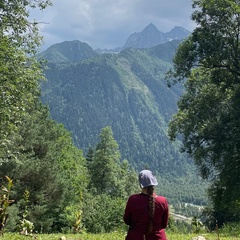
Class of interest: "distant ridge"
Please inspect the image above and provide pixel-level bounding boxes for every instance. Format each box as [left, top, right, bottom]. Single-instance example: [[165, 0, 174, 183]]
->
[[38, 40, 98, 63], [122, 23, 190, 50], [39, 24, 191, 57], [165, 26, 191, 41]]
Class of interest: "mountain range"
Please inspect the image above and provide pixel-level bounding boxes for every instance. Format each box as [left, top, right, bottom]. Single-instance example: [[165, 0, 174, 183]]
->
[[39, 23, 191, 58], [39, 24, 207, 205]]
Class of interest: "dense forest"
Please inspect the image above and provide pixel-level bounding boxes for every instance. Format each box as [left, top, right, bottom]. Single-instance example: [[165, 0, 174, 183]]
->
[[40, 40, 207, 208], [1, 0, 240, 235]]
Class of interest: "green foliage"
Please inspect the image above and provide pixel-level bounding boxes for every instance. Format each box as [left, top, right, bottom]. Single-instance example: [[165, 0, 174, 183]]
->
[[0, 36, 42, 160], [84, 127, 139, 233], [220, 222, 240, 236], [0, 0, 52, 50], [17, 189, 34, 235], [167, 215, 178, 233], [167, 0, 240, 227], [40, 41, 208, 207], [82, 194, 126, 233], [0, 176, 14, 233], [18, 219, 34, 236], [167, 216, 193, 234], [88, 127, 121, 196], [61, 203, 83, 233], [0, 102, 88, 233], [191, 216, 204, 234], [0, 0, 52, 165]]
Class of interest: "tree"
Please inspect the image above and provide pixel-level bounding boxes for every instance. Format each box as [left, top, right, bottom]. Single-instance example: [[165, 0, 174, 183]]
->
[[0, 102, 88, 233], [0, 0, 51, 49], [88, 126, 121, 196], [84, 126, 139, 233], [0, 0, 52, 160], [167, 0, 240, 226], [0, 1, 92, 233]]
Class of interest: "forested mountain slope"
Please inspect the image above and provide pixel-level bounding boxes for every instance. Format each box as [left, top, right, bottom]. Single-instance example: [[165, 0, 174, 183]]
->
[[39, 40, 98, 63], [40, 39, 207, 205]]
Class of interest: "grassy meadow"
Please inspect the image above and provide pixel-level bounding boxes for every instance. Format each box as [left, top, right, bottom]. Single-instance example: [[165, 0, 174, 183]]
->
[[1, 231, 240, 240]]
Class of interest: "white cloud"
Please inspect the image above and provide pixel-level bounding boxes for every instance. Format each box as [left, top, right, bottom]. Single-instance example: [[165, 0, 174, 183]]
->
[[32, 0, 195, 50]]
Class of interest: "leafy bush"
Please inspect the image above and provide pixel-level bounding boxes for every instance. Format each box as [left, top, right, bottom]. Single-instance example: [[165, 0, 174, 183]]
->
[[220, 222, 240, 236], [82, 194, 126, 233]]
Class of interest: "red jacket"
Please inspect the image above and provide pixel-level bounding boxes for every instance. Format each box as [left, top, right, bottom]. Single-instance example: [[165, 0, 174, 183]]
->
[[124, 193, 169, 240]]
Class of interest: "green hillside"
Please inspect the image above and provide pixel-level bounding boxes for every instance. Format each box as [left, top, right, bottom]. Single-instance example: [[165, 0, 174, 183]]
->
[[38, 40, 98, 63], [40, 40, 207, 206]]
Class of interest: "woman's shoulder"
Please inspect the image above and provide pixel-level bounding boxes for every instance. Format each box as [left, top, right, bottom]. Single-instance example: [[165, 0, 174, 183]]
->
[[129, 193, 142, 198], [128, 193, 147, 200], [155, 195, 168, 203], [155, 195, 169, 210]]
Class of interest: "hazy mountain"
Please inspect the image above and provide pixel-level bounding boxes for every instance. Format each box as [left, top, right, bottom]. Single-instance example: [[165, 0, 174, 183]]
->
[[40, 38, 207, 205], [165, 26, 191, 41], [95, 47, 122, 54], [38, 24, 190, 56], [38, 40, 98, 63], [122, 23, 190, 50]]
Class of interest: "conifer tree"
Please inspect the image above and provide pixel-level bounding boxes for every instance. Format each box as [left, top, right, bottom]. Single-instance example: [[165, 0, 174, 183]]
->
[[88, 126, 121, 196]]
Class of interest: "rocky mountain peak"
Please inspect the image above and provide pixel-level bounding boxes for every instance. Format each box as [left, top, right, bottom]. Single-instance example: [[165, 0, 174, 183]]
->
[[122, 24, 190, 50], [142, 23, 161, 34]]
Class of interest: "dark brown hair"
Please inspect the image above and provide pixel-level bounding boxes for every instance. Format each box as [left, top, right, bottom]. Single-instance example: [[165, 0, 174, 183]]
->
[[147, 185, 155, 234]]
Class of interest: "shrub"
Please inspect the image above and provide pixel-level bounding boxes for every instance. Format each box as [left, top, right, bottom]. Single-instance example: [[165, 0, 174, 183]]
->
[[82, 194, 126, 233]]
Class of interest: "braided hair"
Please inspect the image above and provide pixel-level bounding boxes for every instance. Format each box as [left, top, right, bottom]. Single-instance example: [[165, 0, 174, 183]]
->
[[147, 185, 155, 234]]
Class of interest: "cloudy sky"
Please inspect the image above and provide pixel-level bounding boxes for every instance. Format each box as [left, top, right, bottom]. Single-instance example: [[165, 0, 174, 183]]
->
[[31, 0, 196, 51]]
